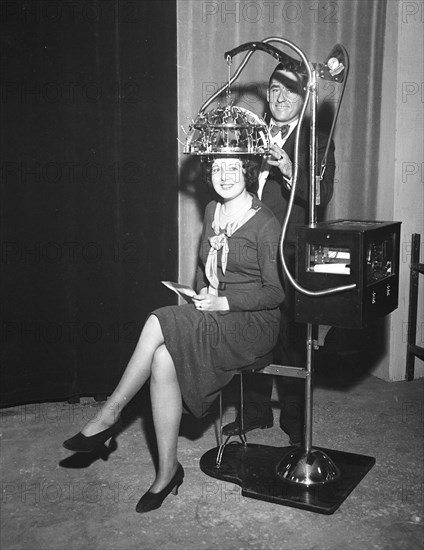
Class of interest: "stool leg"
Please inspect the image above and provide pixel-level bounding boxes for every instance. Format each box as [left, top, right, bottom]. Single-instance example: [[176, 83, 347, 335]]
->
[[215, 375, 249, 467], [239, 373, 247, 446], [219, 390, 223, 448], [216, 390, 234, 467]]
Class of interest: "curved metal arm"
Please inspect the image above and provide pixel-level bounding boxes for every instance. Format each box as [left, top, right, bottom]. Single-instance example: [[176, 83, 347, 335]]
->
[[319, 44, 349, 180], [259, 39, 356, 296], [200, 37, 308, 113], [225, 41, 307, 75], [199, 36, 356, 296]]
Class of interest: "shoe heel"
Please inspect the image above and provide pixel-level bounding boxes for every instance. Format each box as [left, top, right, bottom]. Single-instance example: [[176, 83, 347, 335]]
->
[[106, 436, 116, 449], [171, 480, 183, 496], [99, 437, 117, 461]]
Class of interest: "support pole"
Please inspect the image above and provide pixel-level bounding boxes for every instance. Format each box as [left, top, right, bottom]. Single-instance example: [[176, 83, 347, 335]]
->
[[275, 66, 341, 486]]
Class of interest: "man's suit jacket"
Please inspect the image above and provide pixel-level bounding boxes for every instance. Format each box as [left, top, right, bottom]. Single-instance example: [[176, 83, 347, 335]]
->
[[260, 124, 335, 363], [261, 124, 335, 252]]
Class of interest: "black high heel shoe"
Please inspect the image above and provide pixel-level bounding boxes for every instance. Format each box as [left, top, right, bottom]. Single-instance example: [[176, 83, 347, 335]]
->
[[136, 463, 184, 513], [63, 422, 120, 453]]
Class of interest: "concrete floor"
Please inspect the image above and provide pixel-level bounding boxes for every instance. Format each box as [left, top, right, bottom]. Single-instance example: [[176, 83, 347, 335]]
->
[[1, 360, 423, 550]]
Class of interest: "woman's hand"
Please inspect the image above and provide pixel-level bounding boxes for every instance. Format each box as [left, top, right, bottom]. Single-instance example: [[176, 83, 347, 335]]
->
[[267, 143, 293, 179], [192, 293, 229, 312]]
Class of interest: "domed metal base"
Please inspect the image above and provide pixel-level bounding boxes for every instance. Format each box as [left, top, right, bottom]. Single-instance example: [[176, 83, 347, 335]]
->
[[276, 447, 341, 486], [200, 442, 375, 514]]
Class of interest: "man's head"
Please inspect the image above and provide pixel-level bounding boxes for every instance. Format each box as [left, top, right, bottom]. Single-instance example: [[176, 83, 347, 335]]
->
[[267, 64, 306, 125]]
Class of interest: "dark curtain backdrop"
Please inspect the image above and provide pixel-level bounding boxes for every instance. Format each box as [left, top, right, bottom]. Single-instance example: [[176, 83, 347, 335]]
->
[[1, 0, 178, 405], [178, 0, 388, 286]]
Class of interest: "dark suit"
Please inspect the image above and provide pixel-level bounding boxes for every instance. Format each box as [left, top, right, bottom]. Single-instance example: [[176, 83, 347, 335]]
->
[[243, 123, 336, 441]]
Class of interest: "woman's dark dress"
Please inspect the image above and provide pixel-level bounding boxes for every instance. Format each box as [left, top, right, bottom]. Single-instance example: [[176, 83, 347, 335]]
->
[[152, 196, 284, 417]]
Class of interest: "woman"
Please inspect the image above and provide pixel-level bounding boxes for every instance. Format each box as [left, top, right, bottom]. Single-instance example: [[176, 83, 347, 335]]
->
[[63, 156, 284, 513]]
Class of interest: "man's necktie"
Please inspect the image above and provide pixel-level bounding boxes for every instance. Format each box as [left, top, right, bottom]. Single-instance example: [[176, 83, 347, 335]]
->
[[270, 124, 289, 138]]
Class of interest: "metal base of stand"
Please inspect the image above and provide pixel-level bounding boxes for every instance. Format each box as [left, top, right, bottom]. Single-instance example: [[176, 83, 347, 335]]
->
[[200, 442, 375, 515], [276, 447, 341, 485]]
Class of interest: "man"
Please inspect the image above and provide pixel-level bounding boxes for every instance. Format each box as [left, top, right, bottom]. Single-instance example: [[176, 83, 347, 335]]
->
[[223, 63, 336, 445]]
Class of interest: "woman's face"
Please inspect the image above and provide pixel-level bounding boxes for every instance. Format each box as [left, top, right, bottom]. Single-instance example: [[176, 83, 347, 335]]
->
[[211, 158, 246, 201]]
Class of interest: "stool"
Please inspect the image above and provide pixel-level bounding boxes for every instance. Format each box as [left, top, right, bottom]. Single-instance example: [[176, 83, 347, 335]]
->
[[215, 363, 307, 467], [200, 323, 376, 514]]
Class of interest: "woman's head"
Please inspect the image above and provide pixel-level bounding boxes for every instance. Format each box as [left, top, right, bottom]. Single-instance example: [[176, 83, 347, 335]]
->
[[203, 156, 260, 197]]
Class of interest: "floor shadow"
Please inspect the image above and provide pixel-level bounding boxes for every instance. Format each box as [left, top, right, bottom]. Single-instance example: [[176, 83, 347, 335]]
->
[[59, 439, 118, 469], [59, 386, 154, 469]]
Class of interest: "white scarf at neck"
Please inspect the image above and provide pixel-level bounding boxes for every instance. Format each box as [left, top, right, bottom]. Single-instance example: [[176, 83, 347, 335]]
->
[[205, 200, 259, 295]]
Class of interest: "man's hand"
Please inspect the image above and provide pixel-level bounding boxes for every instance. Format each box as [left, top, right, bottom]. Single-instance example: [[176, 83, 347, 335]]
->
[[192, 293, 229, 312], [267, 143, 293, 180]]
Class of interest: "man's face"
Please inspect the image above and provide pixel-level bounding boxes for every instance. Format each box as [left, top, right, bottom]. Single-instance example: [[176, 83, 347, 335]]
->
[[267, 70, 304, 124]]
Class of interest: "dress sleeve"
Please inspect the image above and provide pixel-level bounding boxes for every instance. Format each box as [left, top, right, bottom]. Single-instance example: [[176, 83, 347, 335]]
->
[[225, 214, 285, 312], [195, 264, 208, 293]]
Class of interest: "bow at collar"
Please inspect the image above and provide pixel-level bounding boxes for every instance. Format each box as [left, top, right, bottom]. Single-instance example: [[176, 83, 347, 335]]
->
[[204, 201, 258, 295]]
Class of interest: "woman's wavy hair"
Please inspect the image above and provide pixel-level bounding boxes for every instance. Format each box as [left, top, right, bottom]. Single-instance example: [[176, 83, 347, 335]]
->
[[202, 155, 261, 194]]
